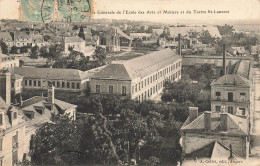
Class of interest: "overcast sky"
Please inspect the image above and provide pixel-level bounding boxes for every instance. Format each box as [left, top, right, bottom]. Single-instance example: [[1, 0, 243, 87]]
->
[[0, 0, 259, 24]]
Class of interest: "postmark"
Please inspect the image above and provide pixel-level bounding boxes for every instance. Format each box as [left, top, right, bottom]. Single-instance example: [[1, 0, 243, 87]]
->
[[19, 0, 92, 22]]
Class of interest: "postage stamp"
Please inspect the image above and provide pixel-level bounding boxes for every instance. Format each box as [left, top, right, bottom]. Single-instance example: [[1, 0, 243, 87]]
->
[[19, 0, 92, 22]]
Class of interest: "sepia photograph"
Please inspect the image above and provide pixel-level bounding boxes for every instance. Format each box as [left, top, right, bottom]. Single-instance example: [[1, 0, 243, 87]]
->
[[0, 0, 259, 165]]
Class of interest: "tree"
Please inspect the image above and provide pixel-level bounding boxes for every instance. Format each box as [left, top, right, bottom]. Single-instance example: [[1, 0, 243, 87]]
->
[[199, 30, 215, 45], [0, 41, 8, 54], [31, 115, 82, 165], [93, 46, 106, 65], [187, 29, 200, 39], [10, 46, 18, 54], [20, 46, 29, 54], [30, 45, 39, 60], [217, 24, 234, 36], [39, 46, 49, 58], [78, 26, 85, 40], [48, 44, 64, 63]]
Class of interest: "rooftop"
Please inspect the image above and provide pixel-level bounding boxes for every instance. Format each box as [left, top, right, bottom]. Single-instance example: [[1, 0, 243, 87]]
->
[[181, 112, 248, 136]]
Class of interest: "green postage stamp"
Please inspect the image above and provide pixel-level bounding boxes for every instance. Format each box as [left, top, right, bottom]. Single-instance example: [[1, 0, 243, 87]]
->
[[19, 0, 92, 22]]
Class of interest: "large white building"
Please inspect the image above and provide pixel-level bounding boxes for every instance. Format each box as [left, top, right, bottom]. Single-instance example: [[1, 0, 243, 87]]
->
[[89, 48, 182, 101]]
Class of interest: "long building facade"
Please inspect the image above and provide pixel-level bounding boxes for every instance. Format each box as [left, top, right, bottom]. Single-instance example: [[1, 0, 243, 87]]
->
[[89, 48, 182, 101]]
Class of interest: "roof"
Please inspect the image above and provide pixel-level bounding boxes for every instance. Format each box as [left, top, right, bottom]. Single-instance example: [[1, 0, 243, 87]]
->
[[231, 47, 246, 54], [91, 48, 181, 80], [11, 74, 24, 80], [153, 29, 164, 35], [130, 33, 152, 38], [20, 96, 76, 133], [14, 67, 92, 81], [210, 74, 251, 87], [181, 112, 248, 136], [115, 27, 132, 40], [14, 31, 31, 40], [185, 141, 242, 159], [64, 36, 85, 43], [0, 97, 8, 109], [168, 26, 221, 38], [0, 32, 13, 41], [32, 35, 44, 43]]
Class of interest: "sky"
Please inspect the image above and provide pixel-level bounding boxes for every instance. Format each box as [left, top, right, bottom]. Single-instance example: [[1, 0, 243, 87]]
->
[[0, 0, 259, 24]]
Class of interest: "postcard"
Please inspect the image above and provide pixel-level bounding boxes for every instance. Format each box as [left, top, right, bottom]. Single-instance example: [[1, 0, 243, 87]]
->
[[0, 0, 259, 166]]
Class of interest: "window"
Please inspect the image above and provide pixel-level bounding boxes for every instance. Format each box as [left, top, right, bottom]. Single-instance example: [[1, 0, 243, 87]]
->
[[72, 82, 75, 89], [11, 82, 14, 88], [135, 84, 137, 92], [25, 80, 28, 86], [52, 81, 55, 87], [67, 82, 70, 88], [29, 80, 32, 86], [76, 83, 80, 89], [122, 86, 126, 95], [141, 81, 143, 88], [13, 112, 17, 120], [38, 81, 41, 87], [56, 82, 60, 88], [109, 85, 113, 94], [0, 138, 2, 151], [238, 108, 246, 116], [62, 82, 65, 88], [216, 106, 221, 112], [228, 107, 233, 114], [228, 92, 233, 102], [34, 80, 37, 86], [216, 92, 221, 96], [240, 93, 246, 101], [150, 76, 152, 83], [96, 85, 100, 93], [0, 114, 2, 126]]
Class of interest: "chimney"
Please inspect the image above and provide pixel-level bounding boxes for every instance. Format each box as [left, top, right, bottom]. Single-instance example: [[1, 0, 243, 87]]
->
[[178, 33, 182, 56], [204, 111, 211, 131], [0, 71, 11, 106], [220, 112, 228, 131], [47, 85, 55, 105], [189, 107, 198, 122], [223, 44, 226, 75]]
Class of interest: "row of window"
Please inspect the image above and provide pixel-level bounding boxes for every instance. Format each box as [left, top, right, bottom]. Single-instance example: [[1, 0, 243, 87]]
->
[[132, 70, 181, 94], [24, 80, 80, 89], [135, 81, 164, 101], [215, 91, 246, 101], [96, 85, 127, 95], [215, 106, 246, 115]]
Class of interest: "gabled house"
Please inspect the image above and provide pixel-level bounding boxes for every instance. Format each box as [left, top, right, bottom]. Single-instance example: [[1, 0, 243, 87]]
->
[[181, 107, 249, 163], [0, 32, 13, 48]]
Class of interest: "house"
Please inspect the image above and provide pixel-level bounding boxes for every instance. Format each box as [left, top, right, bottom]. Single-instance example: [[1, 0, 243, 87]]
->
[[18, 85, 77, 155], [181, 107, 249, 162], [230, 47, 247, 56], [0, 32, 13, 48], [130, 33, 152, 40], [63, 36, 86, 55], [0, 53, 19, 72], [0, 98, 26, 166], [210, 60, 253, 119], [31, 35, 48, 48], [14, 32, 32, 47], [250, 45, 260, 55], [13, 67, 94, 93], [89, 48, 182, 101]]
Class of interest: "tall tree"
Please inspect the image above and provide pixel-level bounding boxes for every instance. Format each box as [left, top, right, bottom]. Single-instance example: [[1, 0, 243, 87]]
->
[[78, 26, 85, 40], [39, 46, 49, 58], [30, 45, 39, 60], [10, 46, 18, 54], [0, 41, 8, 54]]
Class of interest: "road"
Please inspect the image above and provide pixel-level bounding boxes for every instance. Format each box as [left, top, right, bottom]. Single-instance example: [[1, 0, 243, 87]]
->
[[252, 67, 260, 135]]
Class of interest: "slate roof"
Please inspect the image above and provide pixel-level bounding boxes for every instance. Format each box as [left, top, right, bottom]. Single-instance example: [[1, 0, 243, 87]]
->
[[181, 112, 248, 136], [152, 29, 164, 35], [185, 141, 242, 159], [20, 96, 76, 133], [168, 26, 221, 38], [91, 48, 181, 80], [0, 32, 13, 42], [210, 74, 251, 87], [14, 67, 92, 81]]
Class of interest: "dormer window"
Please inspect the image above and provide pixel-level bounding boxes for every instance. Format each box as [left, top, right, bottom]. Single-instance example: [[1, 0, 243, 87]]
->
[[24, 110, 35, 119], [34, 106, 45, 114], [0, 113, 3, 126]]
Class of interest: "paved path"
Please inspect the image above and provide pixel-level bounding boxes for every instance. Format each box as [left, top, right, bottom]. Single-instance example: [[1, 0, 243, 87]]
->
[[252, 67, 260, 135]]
